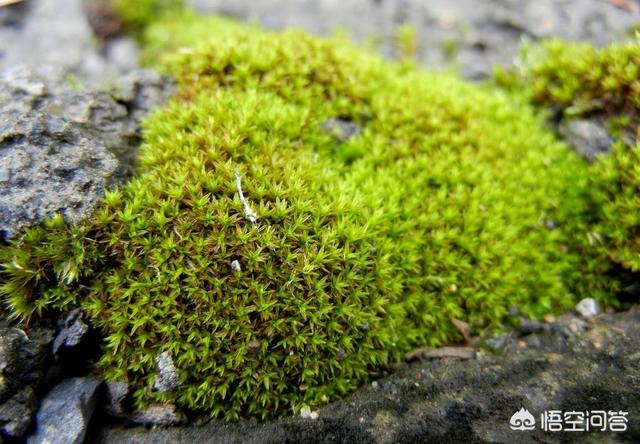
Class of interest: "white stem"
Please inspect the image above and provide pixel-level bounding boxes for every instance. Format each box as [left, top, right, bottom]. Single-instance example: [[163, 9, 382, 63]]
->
[[235, 171, 258, 224]]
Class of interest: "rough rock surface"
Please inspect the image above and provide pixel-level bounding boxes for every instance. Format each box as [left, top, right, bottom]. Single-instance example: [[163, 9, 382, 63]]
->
[[0, 386, 38, 438], [0, 0, 137, 85], [189, 0, 640, 79], [96, 307, 640, 443], [321, 118, 363, 143], [0, 326, 53, 440], [558, 119, 614, 162], [28, 377, 102, 444], [0, 327, 52, 403], [0, 67, 173, 240], [52, 310, 90, 356], [128, 404, 188, 427], [153, 352, 180, 394]]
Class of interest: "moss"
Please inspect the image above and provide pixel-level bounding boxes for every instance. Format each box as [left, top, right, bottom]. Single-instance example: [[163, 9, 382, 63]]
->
[[395, 24, 418, 59], [113, 0, 185, 36], [0, 17, 616, 419], [496, 38, 639, 125], [496, 39, 640, 272]]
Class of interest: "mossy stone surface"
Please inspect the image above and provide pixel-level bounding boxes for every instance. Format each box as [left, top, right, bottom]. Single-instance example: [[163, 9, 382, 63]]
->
[[0, 17, 616, 419]]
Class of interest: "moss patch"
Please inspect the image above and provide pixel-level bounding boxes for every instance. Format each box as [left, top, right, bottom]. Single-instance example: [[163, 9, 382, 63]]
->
[[0, 18, 616, 419], [497, 39, 640, 272]]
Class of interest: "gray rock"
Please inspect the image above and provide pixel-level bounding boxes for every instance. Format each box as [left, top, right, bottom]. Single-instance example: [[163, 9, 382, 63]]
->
[[129, 404, 187, 426], [112, 69, 176, 122], [97, 307, 640, 443], [52, 310, 89, 356], [575, 297, 600, 318], [0, 386, 38, 438], [0, 66, 173, 239], [0, 327, 53, 403], [558, 119, 614, 161], [480, 332, 512, 354], [0, 0, 132, 85], [153, 351, 179, 394], [105, 381, 129, 416], [518, 318, 545, 336], [104, 37, 141, 74], [188, 0, 639, 79], [28, 377, 102, 444], [321, 118, 362, 143], [0, 0, 30, 26]]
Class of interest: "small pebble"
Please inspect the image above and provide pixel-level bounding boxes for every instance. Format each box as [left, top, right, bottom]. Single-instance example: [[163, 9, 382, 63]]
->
[[576, 298, 599, 318], [300, 405, 319, 420]]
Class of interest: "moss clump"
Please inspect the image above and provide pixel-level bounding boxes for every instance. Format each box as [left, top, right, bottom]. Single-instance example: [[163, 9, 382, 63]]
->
[[497, 39, 640, 272], [113, 0, 184, 35], [1, 18, 615, 419]]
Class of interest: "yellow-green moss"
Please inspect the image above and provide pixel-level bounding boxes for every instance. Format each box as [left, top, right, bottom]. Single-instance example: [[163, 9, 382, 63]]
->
[[0, 17, 616, 419], [114, 0, 185, 36], [497, 38, 640, 272]]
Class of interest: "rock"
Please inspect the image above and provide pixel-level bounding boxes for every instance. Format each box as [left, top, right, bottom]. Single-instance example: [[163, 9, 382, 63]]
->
[[321, 118, 362, 142], [105, 381, 129, 417], [28, 377, 102, 444], [97, 307, 640, 443], [558, 119, 614, 161], [575, 297, 600, 318], [0, 386, 38, 439], [299, 405, 319, 420], [188, 0, 639, 80], [0, 0, 132, 85], [52, 310, 89, 356], [405, 346, 476, 362], [0, 0, 30, 26], [112, 69, 176, 120], [518, 318, 545, 336], [0, 67, 117, 239], [129, 404, 187, 426], [0, 66, 173, 239], [481, 333, 512, 354], [153, 351, 179, 394], [104, 37, 140, 74], [0, 327, 53, 403]]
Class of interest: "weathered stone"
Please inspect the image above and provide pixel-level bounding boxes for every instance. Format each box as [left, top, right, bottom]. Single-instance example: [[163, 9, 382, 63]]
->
[[153, 351, 179, 394], [0, 327, 53, 403], [188, 0, 639, 79], [97, 308, 640, 443], [52, 310, 90, 356], [0, 386, 38, 439], [321, 118, 362, 143], [28, 377, 102, 444], [0, 66, 173, 239], [518, 318, 546, 336], [129, 404, 187, 426], [0, 0, 129, 85], [558, 118, 614, 161], [575, 297, 600, 318], [105, 381, 129, 417]]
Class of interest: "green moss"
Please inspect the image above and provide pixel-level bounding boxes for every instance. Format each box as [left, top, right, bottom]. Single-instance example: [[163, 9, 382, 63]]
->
[[114, 0, 185, 36], [0, 17, 616, 419], [497, 38, 639, 123], [496, 39, 640, 272], [395, 24, 418, 59]]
